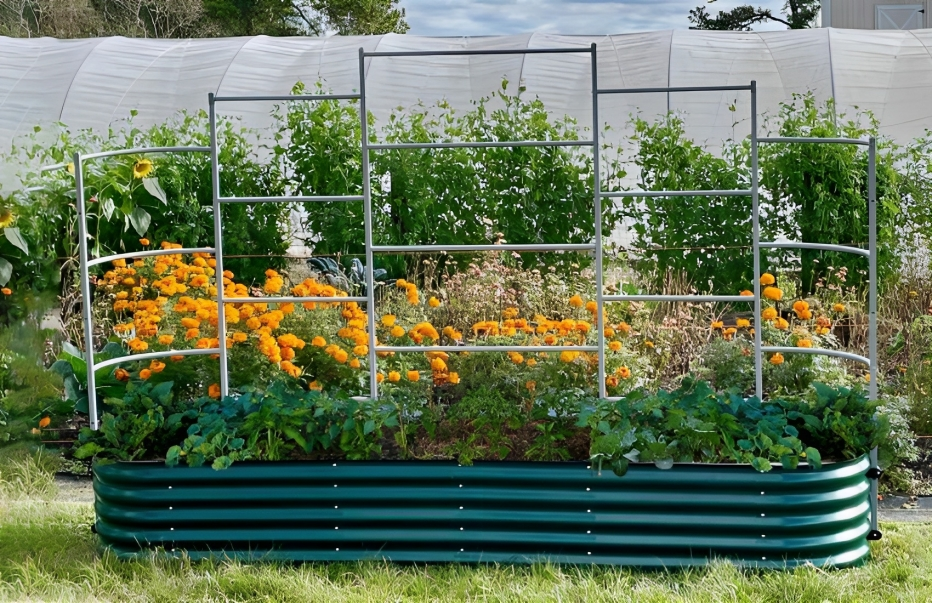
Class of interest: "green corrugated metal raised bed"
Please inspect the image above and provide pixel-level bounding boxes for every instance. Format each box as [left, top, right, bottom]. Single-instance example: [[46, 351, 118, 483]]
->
[[93, 455, 872, 568]]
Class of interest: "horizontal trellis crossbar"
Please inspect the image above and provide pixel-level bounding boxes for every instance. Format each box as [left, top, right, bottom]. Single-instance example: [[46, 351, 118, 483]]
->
[[81, 146, 211, 160], [217, 195, 364, 204], [363, 48, 593, 58], [758, 137, 869, 146], [368, 140, 593, 150], [86, 247, 216, 268], [94, 348, 222, 372], [601, 190, 752, 198], [212, 94, 360, 102], [759, 241, 869, 257], [224, 296, 368, 304], [761, 347, 871, 366], [597, 84, 754, 95], [370, 243, 596, 253], [374, 345, 600, 353], [603, 295, 755, 303]]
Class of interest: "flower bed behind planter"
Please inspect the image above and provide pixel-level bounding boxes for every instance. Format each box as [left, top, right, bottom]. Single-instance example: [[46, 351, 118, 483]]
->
[[94, 456, 871, 568]]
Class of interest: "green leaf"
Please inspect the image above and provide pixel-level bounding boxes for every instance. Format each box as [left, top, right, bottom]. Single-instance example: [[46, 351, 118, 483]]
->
[[750, 457, 772, 472], [211, 456, 233, 470], [143, 178, 168, 204], [805, 447, 822, 470], [129, 207, 151, 236], [165, 446, 181, 467], [101, 196, 116, 220], [49, 359, 75, 379], [611, 457, 629, 477], [73, 443, 104, 459], [4, 227, 28, 255], [780, 455, 799, 470], [737, 439, 754, 451], [0, 257, 11, 286], [363, 419, 376, 435]]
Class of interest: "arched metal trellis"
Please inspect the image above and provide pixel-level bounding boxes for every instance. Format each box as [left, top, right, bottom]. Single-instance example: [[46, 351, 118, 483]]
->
[[72, 43, 881, 540]]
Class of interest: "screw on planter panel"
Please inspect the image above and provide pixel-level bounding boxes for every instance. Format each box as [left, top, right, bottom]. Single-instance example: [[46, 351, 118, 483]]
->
[[868, 530, 883, 541], [761, 513, 765, 517], [867, 468, 883, 479]]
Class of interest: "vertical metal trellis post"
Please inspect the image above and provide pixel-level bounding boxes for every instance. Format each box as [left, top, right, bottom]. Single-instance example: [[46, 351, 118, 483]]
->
[[359, 48, 379, 400], [74, 152, 99, 430], [868, 136, 879, 536], [591, 43, 607, 398], [750, 81, 763, 400], [208, 93, 231, 399]]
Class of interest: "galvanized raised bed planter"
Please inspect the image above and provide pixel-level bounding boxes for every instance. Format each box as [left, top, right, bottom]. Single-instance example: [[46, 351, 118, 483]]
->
[[93, 455, 872, 568]]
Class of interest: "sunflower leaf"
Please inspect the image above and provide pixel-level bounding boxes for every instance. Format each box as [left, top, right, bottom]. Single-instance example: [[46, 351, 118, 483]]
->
[[143, 178, 167, 205], [129, 207, 151, 236], [0, 257, 11, 286], [4, 227, 28, 255]]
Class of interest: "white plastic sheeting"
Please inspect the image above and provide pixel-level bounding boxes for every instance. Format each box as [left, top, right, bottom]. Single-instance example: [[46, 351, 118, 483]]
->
[[2, 28, 932, 164]]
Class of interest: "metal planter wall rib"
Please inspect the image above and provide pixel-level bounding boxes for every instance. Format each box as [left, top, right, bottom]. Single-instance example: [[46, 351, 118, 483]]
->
[[94, 456, 871, 568]]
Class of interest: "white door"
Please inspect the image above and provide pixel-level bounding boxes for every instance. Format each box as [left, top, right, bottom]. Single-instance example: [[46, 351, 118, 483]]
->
[[875, 4, 925, 29]]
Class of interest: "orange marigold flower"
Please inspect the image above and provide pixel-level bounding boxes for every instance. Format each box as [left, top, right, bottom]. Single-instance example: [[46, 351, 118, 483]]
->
[[139, 369, 152, 380], [560, 350, 580, 363], [139, 238, 150, 246], [796, 338, 813, 348], [353, 345, 369, 357], [711, 321, 724, 330], [333, 349, 349, 364], [736, 318, 751, 328], [605, 375, 619, 388], [447, 372, 460, 385], [388, 371, 401, 383], [833, 303, 846, 313], [792, 300, 809, 314], [407, 370, 420, 382], [349, 358, 361, 369], [774, 317, 789, 330], [312, 336, 326, 347], [114, 368, 130, 382], [617, 366, 632, 379], [233, 332, 248, 343], [763, 287, 783, 301], [1, 288, 12, 295], [569, 294, 584, 308], [608, 341, 622, 352], [185, 328, 200, 341], [798, 309, 812, 320], [740, 290, 753, 296], [431, 357, 448, 371], [526, 358, 537, 367], [376, 372, 385, 383], [158, 334, 174, 345], [585, 300, 597, 313], [428, 296, 441, 308], [208, 383, 221, 398], [508, 352, 523, 365], [395, 279, 407, 288], [644, 341, 654, 349], [170, 355, 185, 362], [769, 352, 785, 365], [382, 314, 396, 327], [390, 325, 405, 338], [149, 360, 166, 373], [761, 307, 778, 321], [760, 273, 776, 286], [38, 416, 51, 428], [617, 322, 631, 334]]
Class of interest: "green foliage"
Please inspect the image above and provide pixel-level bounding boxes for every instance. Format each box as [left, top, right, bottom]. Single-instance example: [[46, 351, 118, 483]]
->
[[760, 94, 901, 293], [277, 80, 621, 276], [443, 385, 525, 464], [4, 111, 289, 291], [0, 0, 407, 38], [624, 113, 751, 293], [578, 377, 888, 473], [688, 0, 819, 30]]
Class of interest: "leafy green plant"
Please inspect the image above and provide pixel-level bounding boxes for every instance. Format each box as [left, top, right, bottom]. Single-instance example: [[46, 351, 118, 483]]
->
[[623, 113, 751, 293], [760, 94, 901, 293]]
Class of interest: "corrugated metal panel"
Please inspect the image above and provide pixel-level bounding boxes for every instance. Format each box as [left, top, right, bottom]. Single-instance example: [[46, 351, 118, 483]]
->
[[94, 456, 871, 568]]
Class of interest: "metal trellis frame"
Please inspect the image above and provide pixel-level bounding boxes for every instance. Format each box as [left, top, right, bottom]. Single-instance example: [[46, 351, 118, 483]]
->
[[73, 43, 881, 540]]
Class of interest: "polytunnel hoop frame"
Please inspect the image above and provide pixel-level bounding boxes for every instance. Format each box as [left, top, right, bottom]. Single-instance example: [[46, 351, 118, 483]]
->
[[70, 43, 880, 537]]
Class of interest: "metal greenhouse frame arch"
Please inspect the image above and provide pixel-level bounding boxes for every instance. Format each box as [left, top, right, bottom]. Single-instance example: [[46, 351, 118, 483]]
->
[[73, 43, 882, 542]]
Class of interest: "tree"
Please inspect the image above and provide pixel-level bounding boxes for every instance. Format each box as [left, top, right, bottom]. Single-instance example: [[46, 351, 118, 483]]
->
[[688, 0, 820, 30], [0, 0, 408, 38]]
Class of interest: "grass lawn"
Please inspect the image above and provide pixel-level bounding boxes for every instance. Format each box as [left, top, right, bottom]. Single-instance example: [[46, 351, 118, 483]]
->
[[2, 450, 931, 603]]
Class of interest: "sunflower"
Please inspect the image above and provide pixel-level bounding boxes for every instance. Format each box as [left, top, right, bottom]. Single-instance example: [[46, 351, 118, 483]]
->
[[0, 208, 13, 228], [132, 159, 154, 179]]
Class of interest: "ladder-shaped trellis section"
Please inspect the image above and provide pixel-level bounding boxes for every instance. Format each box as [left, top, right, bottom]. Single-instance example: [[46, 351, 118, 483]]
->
[[207, 92, 367, 400], [73, 146, 217, 433]]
